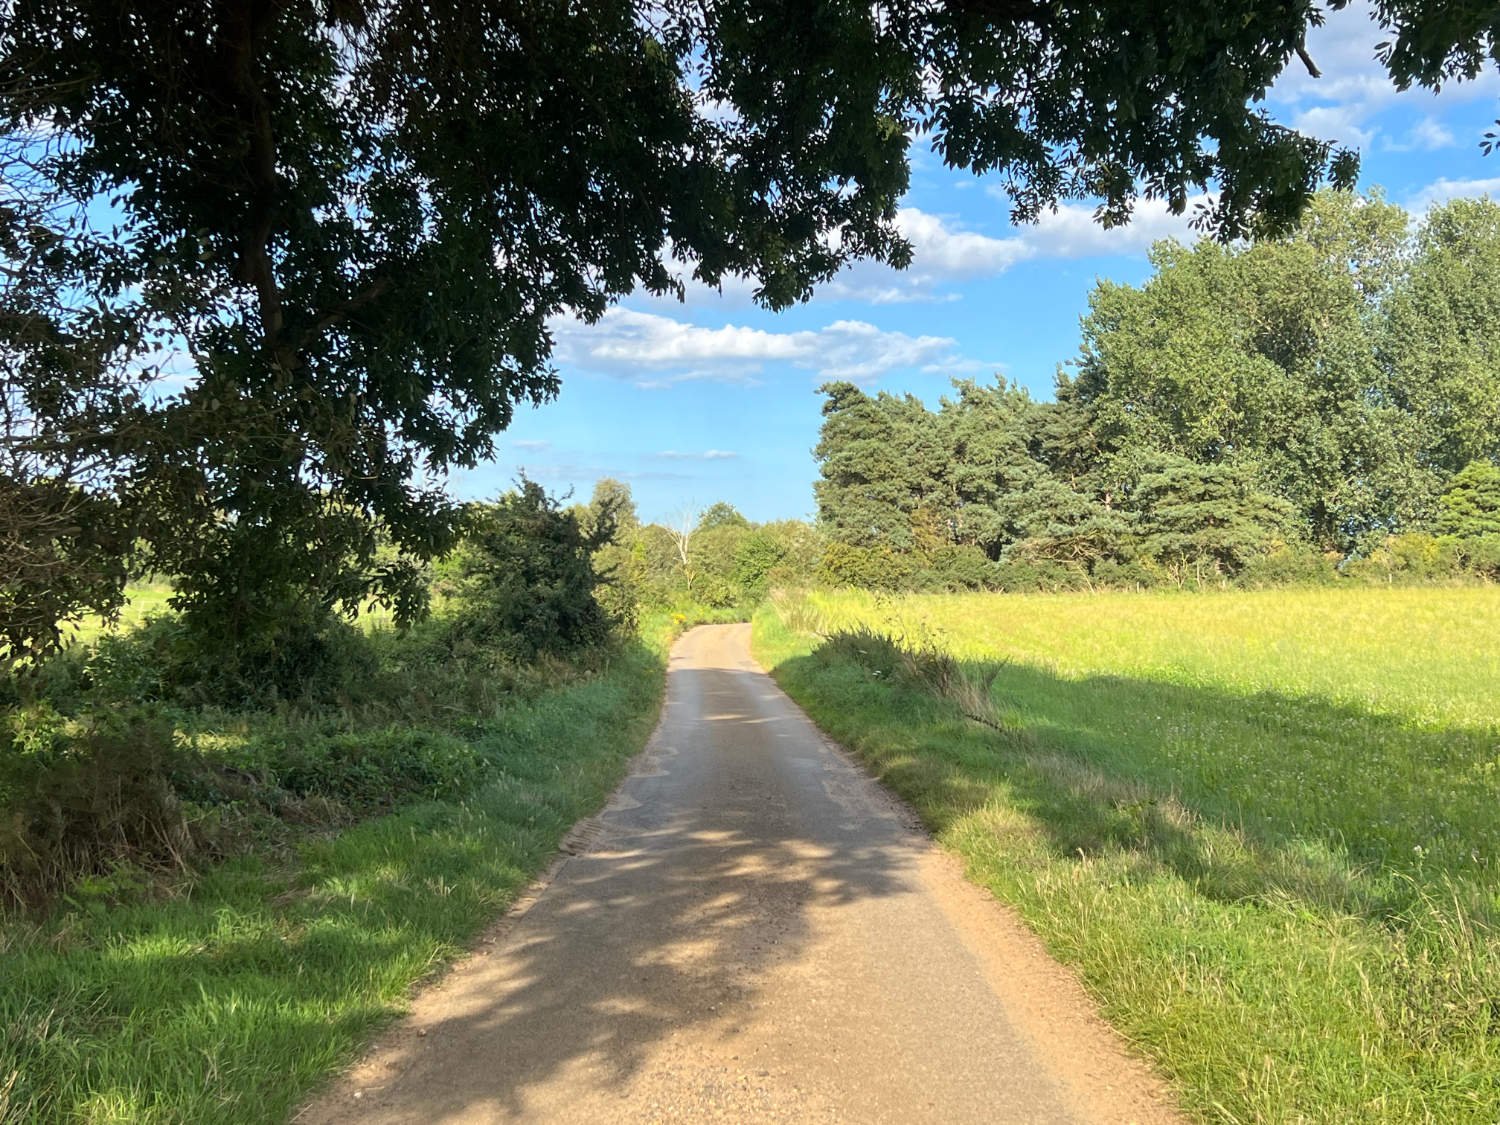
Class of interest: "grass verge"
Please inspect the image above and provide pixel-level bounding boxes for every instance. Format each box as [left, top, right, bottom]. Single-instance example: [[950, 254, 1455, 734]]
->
[[1, 637, 666, 1123], [754, 587, 1500, 1123]]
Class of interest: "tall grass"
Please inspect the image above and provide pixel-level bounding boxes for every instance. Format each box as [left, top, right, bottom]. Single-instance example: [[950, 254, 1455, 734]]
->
[[756, 586, 1500, 1122]]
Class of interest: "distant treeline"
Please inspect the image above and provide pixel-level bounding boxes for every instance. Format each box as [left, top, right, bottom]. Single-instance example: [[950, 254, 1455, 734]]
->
[[813, 191, 1500, 591], [545, 487, 823, 619]]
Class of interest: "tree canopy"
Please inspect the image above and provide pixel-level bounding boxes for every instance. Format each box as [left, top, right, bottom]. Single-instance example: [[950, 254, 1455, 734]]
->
[[814, 192, 1500, 589], [4, 2, 1500, 657]]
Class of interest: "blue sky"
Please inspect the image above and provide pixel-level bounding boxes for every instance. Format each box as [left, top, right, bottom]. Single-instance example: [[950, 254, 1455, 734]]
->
[[456, 3, 1500, 525]]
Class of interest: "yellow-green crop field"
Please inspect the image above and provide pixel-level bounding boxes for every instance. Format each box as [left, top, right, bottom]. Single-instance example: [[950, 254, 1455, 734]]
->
[[754, 586, 1500, 1122]]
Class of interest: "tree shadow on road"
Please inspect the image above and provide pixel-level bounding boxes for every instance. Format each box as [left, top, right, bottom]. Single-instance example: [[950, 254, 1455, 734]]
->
[[300, 660, 920, 1121]]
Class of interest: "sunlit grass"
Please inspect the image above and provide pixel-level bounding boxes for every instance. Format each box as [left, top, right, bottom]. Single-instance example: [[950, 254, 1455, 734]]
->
[[756, 586, 1500, 1122], [65, 582, 176, 647]]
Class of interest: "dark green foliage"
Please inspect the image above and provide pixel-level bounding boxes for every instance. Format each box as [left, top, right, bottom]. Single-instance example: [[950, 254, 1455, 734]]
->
[[0, 589, 622, 907], [814, 381, 951, 552], [583, 479, 645, 632], [1382, 202, 1500, 472], [697, 502, 750, 531], [4, 3, 1495, 663], [0, 637, 666, 1123], [812, 192, 1500, 592], [1436, 461, 1500, 538], [730, 531, 787, 601], [1070, 194, 1500, 553], [688, 520, 752, 608], [451, 480, 617, 657], [579, 495, 822, 615], [1133, 458, 1297, 579], [1237, 544, 1341, 589], [1342, 533, 1462, 584], [912, 544, 996, 591], [1004, 481, 1137, 573], [265, 729, 484, 811], [0, 478, 132, 666], [1455, 536, 1500, 580], [159, 501, 422, 702], [1069, 193, 1432, 553], [0, 707, 188, 907]]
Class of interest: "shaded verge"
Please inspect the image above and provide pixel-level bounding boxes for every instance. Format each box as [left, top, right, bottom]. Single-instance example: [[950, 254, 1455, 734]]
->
[[0, 640, 665, 1123]]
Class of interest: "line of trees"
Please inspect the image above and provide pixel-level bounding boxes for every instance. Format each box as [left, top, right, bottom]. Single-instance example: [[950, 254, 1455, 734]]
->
[[8, 0, 1495, 673], [815, 192, 1500, 590], [559, 484, 822, 625]]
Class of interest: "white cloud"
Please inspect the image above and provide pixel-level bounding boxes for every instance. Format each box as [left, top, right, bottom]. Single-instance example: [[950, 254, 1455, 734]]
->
[[515, 461, 695, 485], [1268, 2, 1398, 111], [825, 207, 1036, 303], [634, 209, 1028, 309], [1288, 104, 1376, 150], [512, 439, 550, 450], [630, 195, 1212, 316], [1405, 176, 1500, 213], [552, 306, 980, 387], [1267, 0, 1498, 152], [816, 198, 1207, 305], [1384, 116, 1458, 152], [652, 449, 739, 460], [1021, 196, 1208, 257]]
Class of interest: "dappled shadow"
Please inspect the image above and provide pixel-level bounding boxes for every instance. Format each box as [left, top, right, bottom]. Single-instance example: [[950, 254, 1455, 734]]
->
[[779, 638, 1500, 929], [298, 652, 930, 1122]]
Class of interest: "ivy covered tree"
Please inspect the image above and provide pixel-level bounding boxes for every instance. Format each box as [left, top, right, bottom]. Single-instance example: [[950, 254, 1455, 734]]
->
[[7, 0, 1498, 660]]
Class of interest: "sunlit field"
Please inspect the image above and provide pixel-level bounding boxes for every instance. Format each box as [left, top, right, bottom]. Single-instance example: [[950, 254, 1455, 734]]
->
[[64, 582, 175, 647], [755, 586, 1500, 1122]]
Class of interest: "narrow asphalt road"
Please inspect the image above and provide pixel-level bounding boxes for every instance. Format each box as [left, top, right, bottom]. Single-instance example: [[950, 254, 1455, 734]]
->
[[303, 624, 1178, 1124]]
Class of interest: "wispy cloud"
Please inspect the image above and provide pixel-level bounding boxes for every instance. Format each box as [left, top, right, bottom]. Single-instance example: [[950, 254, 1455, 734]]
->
[[511, 439, 550, 450], [825, 208, 1035, 303], [1266, 0, 1497, 152], [1405, 176, 1500, 213], [1383, 116, 1458, 153], [511, 460, 696, 485], [652, 449, 739, 461], [552, 307, 981, 387]]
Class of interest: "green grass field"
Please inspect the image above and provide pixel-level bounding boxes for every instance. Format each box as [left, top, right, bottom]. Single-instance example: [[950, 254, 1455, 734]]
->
[[63, 582, 176, 648], [755, 586, 1500, 1122]]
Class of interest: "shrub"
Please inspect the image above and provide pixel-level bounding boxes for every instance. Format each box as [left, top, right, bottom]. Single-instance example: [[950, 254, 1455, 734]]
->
[[1455, 535, 1500, 580], [913, 545, 995, 590], [1238, 543, 1340, 587], [818, 628, 1003, 728], [1343, 533, 1462, 583], [450, 479, 617, 657], [1436, 460, 1500, 538], [990, 556, 1086, 592], [1091, 557, 1168, 589], [271, 729, 486, 810], [817, 541, 915, 591], [84, 615, 186, 702], [0, 707, 191, 908]]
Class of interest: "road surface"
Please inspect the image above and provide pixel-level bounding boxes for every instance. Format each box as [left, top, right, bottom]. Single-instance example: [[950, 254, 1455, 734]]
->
[[302, 624, 1177, 1124]]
